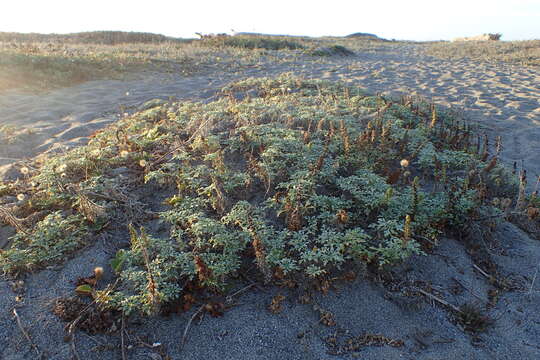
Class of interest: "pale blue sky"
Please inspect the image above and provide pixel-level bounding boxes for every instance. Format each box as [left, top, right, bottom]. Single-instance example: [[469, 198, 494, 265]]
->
[[1, 0, 539, 41]]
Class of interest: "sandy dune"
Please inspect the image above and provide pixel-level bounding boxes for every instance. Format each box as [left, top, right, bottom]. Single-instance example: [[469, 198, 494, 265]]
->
[[1, 45, 538, 185], [1, 44, 539, 360]]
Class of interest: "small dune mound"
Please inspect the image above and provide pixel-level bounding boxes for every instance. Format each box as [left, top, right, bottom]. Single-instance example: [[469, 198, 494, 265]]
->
[[309, 45, 355, 56]]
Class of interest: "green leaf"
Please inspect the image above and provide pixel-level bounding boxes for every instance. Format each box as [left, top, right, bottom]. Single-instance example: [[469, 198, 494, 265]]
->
[[110, 250, 126, 274], [75, 284, 93, 296]]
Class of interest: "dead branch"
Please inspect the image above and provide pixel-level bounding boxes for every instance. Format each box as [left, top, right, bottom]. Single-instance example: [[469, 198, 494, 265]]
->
[[67, 315, 82, 360]]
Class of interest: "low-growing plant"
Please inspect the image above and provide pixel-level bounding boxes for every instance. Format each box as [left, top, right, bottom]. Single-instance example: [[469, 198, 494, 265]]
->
[[0, 211, 88, 274], [0, 75, 523, 316]]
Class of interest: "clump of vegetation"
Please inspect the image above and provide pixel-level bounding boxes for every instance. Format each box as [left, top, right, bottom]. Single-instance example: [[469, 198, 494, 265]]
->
[[197, 34, 304, 50], [1, 75, 533, 317], [456, 303, 494, 333], [422, 40, 540, 67], [308, 45, 355, 57], [0, 211, 88, 274], [0, 31, 188, 45]]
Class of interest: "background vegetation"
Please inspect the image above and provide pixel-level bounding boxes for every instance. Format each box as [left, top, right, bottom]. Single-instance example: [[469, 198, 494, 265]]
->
[[422, 40, 540, 67], [0, 31, 385, 93]]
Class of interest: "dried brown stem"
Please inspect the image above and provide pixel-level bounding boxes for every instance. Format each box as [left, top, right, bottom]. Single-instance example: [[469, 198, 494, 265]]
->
[[0, 205, 29, 234], [180, 304, 205, 351], [12, 308, 42, 358], [416, 288, 461, 313]]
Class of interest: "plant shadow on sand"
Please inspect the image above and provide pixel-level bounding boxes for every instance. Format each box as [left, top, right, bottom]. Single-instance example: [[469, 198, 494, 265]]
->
[[0, 73, 539, 360]]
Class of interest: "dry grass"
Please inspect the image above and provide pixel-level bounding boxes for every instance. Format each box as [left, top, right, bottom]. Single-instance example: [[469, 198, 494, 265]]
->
[[0, 31, 394, 94], [0, 31, 186, 45], [0, 40, 215, 93], [422, 40, 540, 67], [0, 32, 274, 93]]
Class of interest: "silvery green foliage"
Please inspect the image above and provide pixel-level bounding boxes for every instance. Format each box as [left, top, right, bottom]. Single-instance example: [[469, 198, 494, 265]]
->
[[106, 228, 194, 315], [335, 171, 390, 215], [1, 75, 518, 314], [102, 76, 512, 313], [0, 211, 88, 274]]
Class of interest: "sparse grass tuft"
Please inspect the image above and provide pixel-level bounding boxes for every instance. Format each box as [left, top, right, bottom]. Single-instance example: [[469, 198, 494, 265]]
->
[[456, 303, 494, 333]]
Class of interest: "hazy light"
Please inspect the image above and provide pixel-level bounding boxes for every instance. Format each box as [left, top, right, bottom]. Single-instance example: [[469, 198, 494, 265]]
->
[[0, 0, 538, 41]]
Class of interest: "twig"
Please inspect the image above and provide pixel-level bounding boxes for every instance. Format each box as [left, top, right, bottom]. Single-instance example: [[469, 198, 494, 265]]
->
[[416, 288, 461, 313], [528, 263, 539, 297], [228, 283, 256, 299], [180, 304, 205, 351], [472, 264, 491, 279], [524, 342, 540, 350], [121, 313, 128, 360], [79, 332, 104, 346], [12, 308, 42, 357], [67, 315, 82, 360], [225, 283, 256, 304], [149, 117, 211, 169]]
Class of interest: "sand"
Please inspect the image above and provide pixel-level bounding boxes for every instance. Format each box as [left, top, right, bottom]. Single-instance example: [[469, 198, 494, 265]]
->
[[1, 44, 539, 360]]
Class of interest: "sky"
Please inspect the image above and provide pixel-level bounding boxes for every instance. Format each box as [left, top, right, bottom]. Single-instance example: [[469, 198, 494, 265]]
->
[[1, 0, 539, 41]]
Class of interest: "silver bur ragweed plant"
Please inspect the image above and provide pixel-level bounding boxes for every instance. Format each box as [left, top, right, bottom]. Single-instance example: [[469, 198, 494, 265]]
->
[[0, 211, 88, 274], [0, 75, 526, 316]]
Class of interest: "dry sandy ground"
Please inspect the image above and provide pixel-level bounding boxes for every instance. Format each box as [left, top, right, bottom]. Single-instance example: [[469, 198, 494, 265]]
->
[[1, 44, 539, 360]]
